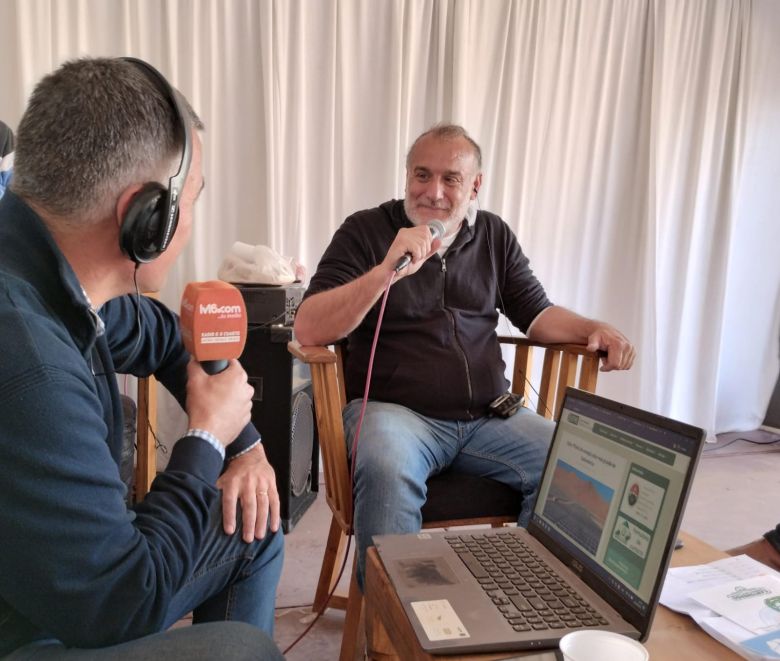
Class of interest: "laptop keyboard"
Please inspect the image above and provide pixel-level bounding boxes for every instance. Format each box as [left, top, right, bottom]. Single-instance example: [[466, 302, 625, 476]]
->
[[445, 531, 610, 633]]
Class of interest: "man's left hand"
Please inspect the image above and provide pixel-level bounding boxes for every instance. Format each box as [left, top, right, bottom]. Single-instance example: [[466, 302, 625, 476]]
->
[[728, 539, 780, 572], [586, 323, 636, 372], [217, 443, 280, 542]]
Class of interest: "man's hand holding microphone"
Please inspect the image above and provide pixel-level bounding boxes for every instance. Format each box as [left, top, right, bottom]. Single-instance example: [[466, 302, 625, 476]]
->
[[181, 281, 280, 542], [386, 219, 446, 276]]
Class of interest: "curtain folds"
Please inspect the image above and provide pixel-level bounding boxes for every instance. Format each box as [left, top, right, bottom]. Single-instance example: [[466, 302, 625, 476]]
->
[[1, 0, 778, 439]]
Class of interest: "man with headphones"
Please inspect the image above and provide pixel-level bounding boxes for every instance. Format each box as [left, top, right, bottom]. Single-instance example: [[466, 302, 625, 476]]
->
[[0, 58, 283, 659], [295, 123, 635, 591]]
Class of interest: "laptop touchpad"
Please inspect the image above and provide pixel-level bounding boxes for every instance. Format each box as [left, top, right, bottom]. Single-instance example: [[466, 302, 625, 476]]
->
[[394, 557, 460, 587]]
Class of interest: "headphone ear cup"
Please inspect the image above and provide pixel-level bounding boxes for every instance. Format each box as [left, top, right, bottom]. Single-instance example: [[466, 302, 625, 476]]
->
[[119, 182, 168, 263]]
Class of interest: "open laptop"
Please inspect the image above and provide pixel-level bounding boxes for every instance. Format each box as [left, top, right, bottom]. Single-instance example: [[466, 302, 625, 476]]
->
[[373, 387, 705, 654]]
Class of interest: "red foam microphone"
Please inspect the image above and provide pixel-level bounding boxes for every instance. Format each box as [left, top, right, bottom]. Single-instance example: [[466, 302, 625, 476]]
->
[[180, 281, 248, 375]]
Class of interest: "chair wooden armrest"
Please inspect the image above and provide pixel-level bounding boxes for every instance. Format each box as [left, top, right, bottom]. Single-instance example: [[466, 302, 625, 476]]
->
[[287, 341, 340, 365]]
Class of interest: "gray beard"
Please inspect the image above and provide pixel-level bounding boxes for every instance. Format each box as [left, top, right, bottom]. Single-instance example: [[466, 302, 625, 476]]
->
[[404, 197, 470, 235]]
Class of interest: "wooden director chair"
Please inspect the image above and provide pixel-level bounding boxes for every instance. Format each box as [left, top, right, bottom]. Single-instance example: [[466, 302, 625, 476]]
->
[[288, 337, 602, 661]]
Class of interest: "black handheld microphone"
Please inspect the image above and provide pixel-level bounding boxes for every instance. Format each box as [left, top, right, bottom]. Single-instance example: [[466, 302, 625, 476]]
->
[[394, 220, 446, 273]]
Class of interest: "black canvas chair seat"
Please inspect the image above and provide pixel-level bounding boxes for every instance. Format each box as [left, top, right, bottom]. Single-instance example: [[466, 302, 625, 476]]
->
[[422, 471, 521, 522]]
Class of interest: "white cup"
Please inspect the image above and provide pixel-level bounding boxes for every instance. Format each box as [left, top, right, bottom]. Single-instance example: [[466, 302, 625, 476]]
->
[[559, 630, 649, 661]]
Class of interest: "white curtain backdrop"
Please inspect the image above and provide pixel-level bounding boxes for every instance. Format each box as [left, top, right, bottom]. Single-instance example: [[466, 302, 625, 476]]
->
[[1, 0, 778, 446]]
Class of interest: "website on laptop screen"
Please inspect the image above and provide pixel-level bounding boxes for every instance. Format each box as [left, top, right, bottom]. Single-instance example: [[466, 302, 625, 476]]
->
[[532, 394, 698, 615]]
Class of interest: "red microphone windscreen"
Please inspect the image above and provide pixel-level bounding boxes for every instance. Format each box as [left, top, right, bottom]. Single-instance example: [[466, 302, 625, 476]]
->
[[180, 281, 248, 362]]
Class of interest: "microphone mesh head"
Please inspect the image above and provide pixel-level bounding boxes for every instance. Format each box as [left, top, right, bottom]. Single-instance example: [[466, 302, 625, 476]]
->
[[428, 220, 446, 239]]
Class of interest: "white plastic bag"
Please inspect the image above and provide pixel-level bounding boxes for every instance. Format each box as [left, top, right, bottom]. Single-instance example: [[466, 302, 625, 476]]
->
[[217, 242, 303, 285]]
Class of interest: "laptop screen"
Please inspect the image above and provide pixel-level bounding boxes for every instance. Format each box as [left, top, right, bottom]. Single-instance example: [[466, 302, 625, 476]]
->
[[531, 389, 702, 618]]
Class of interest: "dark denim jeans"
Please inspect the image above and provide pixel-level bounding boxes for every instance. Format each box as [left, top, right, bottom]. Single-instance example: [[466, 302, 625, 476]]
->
[[5, 623, 283, 660], [6, 501, 284, 660]]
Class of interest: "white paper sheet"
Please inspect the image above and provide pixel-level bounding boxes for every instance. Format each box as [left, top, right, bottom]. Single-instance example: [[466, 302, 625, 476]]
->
[[659, 555, 780, 660], [690, 575, 780, 635]]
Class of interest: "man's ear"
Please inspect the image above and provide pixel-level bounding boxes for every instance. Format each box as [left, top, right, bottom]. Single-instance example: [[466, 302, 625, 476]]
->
[[471, 173, 483, 199], [114, 184, 145, 230]]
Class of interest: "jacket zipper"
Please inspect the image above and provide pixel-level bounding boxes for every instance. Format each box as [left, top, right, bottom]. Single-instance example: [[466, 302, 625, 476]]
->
[[441, 256, 474, 418]]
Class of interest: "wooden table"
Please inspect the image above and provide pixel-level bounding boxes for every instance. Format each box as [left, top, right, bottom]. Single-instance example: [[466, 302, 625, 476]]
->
[[364, 531, 742, 660]]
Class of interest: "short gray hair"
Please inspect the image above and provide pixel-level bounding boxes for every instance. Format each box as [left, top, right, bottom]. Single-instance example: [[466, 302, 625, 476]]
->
[[12, 57, 203, 225], [406, 123, 482, 171]]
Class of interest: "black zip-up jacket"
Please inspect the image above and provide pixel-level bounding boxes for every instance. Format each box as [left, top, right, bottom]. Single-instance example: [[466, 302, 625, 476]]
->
[[304, 199, 552, 420]]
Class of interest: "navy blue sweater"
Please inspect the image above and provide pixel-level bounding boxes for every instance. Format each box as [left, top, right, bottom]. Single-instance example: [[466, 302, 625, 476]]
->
[[0, 192, 260, 654]]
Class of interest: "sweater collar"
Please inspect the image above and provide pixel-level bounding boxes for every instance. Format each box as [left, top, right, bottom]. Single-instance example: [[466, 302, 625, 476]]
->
[[0, 191, 99, 353]]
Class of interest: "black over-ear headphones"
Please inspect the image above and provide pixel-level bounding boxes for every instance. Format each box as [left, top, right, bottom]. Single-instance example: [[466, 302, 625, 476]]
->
[[118, 57, 192, 264]]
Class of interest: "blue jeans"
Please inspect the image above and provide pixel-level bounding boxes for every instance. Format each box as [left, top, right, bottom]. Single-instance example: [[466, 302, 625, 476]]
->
[[7, 500, 284, 660], [343, 400, 555, 589]]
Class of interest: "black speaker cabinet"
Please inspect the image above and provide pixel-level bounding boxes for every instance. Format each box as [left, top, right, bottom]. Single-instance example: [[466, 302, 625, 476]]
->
[[239, 325, 319, 533]]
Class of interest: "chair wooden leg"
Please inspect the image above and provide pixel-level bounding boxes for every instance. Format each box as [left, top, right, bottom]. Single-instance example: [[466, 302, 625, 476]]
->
[[351, 599, 367, 661], [364, 551, 399, 661], [339, 554, 365, 661], [313, 515, 348, 614]]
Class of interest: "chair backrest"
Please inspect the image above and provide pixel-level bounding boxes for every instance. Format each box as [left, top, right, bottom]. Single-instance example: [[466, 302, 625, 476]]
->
[[134, 375, 157, 499], [288, 337, 602, 533], [129, 294, 161, 503], [500, 336, 602, 421]]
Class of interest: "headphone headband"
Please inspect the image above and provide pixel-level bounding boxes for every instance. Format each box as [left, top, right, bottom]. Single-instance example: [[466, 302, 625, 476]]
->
[[119, 57, 192, 262]]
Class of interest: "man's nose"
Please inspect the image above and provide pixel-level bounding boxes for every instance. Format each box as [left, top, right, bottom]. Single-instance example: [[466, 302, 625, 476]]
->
[[424, 178, 444, 201]]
